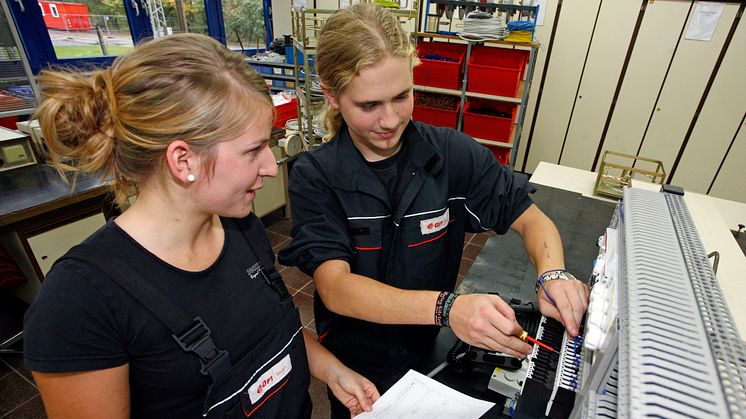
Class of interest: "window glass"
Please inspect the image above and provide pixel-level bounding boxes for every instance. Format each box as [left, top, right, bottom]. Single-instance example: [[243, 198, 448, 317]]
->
[[40, 0, 135, 59], [222, 0, 266, 50], [163, 0, 208, 36]]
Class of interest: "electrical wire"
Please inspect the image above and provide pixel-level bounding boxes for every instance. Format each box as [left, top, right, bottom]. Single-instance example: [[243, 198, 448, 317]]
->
[[457, 11, 507, 42]]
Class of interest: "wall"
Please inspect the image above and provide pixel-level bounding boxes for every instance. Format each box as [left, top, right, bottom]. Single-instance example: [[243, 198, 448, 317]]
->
[[272, 0, 292, 39], [514, 0, 745, 203]]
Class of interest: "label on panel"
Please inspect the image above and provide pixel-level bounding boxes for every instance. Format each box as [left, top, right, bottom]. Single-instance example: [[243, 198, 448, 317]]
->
[[685, 2, 725, 41]]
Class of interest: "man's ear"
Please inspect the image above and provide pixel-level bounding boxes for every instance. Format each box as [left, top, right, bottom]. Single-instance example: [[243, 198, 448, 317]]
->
[[320, 83, 340, 110], [165, 140, 196, 184]]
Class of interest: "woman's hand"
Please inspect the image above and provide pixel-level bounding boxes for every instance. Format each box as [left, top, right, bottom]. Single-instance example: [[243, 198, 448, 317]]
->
[[326, 364, 380, 417], [303, 330, 380, 416]]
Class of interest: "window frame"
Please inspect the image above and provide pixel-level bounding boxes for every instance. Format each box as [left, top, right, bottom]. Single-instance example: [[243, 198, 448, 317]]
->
[[9, 0, 273, 74]]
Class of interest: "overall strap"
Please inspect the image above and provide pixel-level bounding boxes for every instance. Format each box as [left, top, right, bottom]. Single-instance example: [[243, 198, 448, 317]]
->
[[233, 218, 291, 301], [61, 244, 232, 379]]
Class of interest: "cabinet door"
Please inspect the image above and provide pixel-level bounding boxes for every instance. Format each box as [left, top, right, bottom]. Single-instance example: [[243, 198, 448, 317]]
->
[[638, 3, 740, 179], [709, 119, 746, 203], [601, 1, 690, 159], [252, 146, 287, 218], [523, 0, 601, 173], [27, 213, 106, 276], [559, 0, 640, 171], [670, 13, 746, 193]]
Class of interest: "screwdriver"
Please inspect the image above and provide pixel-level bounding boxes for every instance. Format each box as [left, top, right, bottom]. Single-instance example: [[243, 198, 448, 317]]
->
[[519, 330, 555, 352]]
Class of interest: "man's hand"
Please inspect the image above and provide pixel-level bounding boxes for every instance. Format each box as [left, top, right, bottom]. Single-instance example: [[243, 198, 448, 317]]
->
[[537, 277, 589, 337], [448, 294, 532, 358]]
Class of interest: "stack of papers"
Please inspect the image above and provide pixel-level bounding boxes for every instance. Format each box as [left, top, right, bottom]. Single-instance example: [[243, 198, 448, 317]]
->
[[355, 370, 494, 418]]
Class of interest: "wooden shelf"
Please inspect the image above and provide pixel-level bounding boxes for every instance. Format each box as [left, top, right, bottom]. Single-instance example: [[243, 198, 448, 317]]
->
[[413, 32, 538, 49], [413, 82, 524, 104], [474, 138, 512, 149]]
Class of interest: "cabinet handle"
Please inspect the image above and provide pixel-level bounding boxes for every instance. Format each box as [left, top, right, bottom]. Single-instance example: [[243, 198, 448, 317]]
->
[[14, 0, 25, 12], [41, 255, 48, 260], [131, 0, 140, 16]]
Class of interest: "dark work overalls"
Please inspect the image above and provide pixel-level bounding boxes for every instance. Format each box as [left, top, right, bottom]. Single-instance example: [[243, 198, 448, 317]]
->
[[63, 218, 312, 418]]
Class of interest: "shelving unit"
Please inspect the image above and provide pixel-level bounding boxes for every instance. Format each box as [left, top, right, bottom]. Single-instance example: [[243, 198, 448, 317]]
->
[[290, 5, 332, 150], [0, 1, 38, 120], [246, 59, 303, 93], [290, 0, 418, 150], [413, 0, 539, 166]]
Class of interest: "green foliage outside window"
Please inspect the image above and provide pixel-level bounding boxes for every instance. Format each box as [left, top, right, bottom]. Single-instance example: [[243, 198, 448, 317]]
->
[[223, 0, 265, 48]]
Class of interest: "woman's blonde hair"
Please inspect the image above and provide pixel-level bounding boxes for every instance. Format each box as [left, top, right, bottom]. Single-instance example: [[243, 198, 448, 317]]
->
[[36, 33, 273, 206], [315, 3, 417, 139]]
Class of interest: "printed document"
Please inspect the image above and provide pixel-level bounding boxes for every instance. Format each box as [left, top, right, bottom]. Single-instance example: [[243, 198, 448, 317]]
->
[[354, 370, 494, 419]]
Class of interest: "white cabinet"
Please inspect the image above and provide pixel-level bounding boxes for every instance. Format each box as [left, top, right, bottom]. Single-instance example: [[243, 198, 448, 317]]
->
[[252, 145, 288, 218], [26, 213, 106, 276]]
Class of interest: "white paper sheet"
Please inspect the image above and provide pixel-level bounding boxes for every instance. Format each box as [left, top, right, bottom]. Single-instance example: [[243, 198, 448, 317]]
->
[[354, 370, 495, 419], [684, 2, 725, 42]]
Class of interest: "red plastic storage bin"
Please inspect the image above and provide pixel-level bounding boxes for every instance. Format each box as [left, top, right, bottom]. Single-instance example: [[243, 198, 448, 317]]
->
[[414, 41, 467, 90], [412, 92, 460, 129], [462, 99, 516, 142], [467, 46, 528, 97], [274, 98, 297, 129], [485, 145, 510, 165]]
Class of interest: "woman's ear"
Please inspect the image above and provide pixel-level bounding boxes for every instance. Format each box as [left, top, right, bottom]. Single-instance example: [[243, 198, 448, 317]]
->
[[320, 83, 340, 110], [165, 140, 196, 184]]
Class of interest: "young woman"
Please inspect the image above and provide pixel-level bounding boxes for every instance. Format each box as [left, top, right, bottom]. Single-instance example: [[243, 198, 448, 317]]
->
[[279, 4, 589, 417], [23, 33, 378, 418]]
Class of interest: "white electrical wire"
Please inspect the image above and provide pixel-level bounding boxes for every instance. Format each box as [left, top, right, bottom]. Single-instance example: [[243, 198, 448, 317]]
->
[[458, 11, 508, 42]]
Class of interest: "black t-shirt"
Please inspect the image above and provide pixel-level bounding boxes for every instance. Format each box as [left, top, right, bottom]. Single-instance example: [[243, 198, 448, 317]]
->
[[24, 215, 292, 418], [365, 140, 410, 206]]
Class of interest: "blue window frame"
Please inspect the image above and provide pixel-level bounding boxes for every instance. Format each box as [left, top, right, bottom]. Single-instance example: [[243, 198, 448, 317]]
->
[[7, 0, 273, 74]]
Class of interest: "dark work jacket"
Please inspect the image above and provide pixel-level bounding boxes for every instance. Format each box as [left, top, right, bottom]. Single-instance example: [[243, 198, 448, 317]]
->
[[278, 121, 535, 384]]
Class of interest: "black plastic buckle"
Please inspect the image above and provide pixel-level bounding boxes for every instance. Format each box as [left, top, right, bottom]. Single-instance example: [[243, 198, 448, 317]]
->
[[260, 269, 291, 301], [172, 317, 231, 377]]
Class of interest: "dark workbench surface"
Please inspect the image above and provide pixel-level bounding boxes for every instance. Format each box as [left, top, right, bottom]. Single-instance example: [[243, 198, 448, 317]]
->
[[0, 164, 110, 231]]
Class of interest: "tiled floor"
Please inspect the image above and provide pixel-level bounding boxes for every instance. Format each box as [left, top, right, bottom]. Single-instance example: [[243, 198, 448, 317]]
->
[[0, 209, 493, 419]]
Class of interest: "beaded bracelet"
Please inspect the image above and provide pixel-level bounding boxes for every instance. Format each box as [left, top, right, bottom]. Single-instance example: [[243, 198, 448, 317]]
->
[[535, 269, 568, 293]]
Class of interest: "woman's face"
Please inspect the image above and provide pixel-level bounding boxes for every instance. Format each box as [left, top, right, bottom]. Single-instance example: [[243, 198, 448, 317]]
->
[[328, 55, 414, 162], [193, 108, 277, 218]]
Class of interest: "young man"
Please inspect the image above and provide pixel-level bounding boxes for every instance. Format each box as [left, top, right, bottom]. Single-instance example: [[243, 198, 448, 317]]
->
[[279, 4, 589, 416]]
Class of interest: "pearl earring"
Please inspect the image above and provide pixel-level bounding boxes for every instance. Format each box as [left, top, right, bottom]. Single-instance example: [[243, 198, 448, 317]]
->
[[187, 174, 196, 182]]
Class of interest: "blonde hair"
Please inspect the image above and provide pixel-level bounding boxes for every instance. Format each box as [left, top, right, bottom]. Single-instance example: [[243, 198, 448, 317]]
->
[[36, 33, 273, 206], [315, 3, 418, 139]]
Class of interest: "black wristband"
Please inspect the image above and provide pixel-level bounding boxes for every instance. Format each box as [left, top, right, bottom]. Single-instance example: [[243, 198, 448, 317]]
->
[[442, 292, 460, 328]]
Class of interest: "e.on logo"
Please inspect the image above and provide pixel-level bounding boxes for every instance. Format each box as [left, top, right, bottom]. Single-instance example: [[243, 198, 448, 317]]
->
[[427, 220, 445, 230], [256, 376, 274, 395], [248, 354, 293, 404], [420, 208, 450, 235]]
